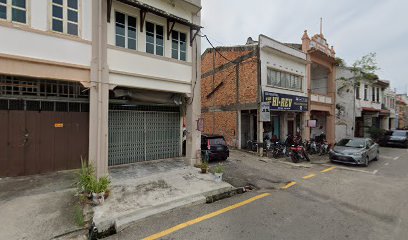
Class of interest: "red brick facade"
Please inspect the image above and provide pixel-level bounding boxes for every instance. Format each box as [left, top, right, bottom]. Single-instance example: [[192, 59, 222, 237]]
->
[[201, 46, 258, 147]]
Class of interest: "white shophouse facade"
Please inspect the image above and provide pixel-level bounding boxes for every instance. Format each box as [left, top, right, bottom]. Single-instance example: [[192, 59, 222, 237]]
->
[[335, 66, 393, 140], [0, 0, 202, 178], [258, 35, 308, 143]]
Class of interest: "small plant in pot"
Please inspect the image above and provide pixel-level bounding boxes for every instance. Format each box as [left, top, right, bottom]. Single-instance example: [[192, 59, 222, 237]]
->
[[200, 161, 209, 174], [76, 158, 95, 199], [214, 164, 224, 182], [90, 176, 111, 205]]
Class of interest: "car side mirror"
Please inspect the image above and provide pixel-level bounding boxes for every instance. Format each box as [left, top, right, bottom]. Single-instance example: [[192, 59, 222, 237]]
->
[[366, 145, 370, 149]]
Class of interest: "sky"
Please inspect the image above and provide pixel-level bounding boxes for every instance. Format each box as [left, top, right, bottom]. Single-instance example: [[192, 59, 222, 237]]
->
[[200, 0, 408, 93]]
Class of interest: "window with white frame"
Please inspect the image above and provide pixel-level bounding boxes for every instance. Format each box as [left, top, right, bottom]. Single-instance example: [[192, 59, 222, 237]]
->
[[171, 30, 187, 61], [115, 11, 136, 50], [364, 84, 368, 100], [0, 0, 27, 24], [355, 83, 360, 99], [51, 0, 79, 36], [146, 21, 164, 56], [267, 68, 302, 91]]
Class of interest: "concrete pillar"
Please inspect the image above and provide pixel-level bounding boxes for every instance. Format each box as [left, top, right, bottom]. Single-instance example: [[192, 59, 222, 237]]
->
[[89, 0, 109, 178], [303, 111, 310, 140], [280, 112, 287, 140], [185, 11, 201, 166], [237, 110, 241, 149], [327, 114, 335, 145], [249, 113, 254, 140], [257, 109, 264, 156]]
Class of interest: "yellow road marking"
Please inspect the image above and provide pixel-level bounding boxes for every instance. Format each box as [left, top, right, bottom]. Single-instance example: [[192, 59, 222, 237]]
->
[[321, 166, 336, 173], [143, 193, 271, 240], [281, 181, 297, 189], [302, 174, 316, 179]]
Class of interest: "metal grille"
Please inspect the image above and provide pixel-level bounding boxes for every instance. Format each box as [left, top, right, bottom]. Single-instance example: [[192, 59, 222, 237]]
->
[[108, 110, 180, 166], [0, 75, 89, 99]]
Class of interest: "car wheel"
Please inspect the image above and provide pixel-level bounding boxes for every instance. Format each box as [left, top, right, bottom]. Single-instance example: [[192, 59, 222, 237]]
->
[[373, 151, 379, 161], [363, 156, 369, 167]]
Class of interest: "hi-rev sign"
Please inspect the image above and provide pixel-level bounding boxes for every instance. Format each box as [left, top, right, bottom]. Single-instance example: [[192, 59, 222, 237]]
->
[[264, 91, 308, 112]]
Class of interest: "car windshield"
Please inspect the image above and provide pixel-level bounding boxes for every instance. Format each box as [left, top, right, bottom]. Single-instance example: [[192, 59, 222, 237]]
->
[[337, 139, 366, 148], [209, 138, 226, 145], [392, 131, 407, 137]]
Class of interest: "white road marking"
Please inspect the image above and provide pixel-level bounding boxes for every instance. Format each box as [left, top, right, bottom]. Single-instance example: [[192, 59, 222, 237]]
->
[[384, 162, 390, 166], [379, 155, 393, 159], [373, 170, 379, 175], [393, 156, 400, 160]]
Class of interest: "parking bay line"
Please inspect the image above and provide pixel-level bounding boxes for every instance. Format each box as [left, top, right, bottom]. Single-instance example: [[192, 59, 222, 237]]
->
[[384, 162, 390, 166], [302, 174, 316, 180], [393, 156, 400, 160], [321, 166, 336, 173], [321, 164, 376, 174], [281, 181, 297, 189], [143, 193, 271, 240]]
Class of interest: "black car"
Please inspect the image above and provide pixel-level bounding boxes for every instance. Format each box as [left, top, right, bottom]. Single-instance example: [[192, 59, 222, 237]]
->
[[383, 130, 408, 148], [201, 135, 229, 161]]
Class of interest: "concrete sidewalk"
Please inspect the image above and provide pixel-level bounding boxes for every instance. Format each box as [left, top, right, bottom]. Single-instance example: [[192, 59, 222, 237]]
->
[[93, 159, 234, 233], [0, 171, 81, 240]]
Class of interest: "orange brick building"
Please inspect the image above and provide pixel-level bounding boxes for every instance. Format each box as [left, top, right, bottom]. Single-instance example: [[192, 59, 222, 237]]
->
[[201, 43, 258, 147]]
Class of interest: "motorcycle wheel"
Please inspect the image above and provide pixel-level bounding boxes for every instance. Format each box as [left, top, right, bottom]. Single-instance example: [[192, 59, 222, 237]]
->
[[290, 153, 300, 163], [304, 152, 311, 161]]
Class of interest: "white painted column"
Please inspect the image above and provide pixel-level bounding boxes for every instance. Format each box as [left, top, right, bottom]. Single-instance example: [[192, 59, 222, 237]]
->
[[185, 12, 201, 165], [89, 0, 109, 178]]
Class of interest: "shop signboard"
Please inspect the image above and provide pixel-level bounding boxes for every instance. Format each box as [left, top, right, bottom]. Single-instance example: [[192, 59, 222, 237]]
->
[[264, 92, 308, 112], [260, 102, 271, 122]]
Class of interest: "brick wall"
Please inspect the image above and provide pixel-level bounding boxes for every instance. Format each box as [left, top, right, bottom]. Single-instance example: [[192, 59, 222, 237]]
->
[[202, 111, 237, 147], [238, 57, 258, 104], [201, 47, 258, 147]]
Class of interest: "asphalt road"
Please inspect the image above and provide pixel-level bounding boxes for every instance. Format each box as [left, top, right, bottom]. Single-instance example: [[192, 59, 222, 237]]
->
[[107, 147, 408, 240]]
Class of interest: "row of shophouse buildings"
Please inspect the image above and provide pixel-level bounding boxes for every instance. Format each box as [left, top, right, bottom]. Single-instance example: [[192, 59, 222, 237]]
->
[[201, 31, 408, 150], [1, 0, 407, 178]]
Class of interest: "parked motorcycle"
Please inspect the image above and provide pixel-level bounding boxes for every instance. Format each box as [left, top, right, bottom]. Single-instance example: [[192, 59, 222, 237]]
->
[[315, 132, 330, 155], [289, 144, 310, 163], [247, 140, 258, 152], [271, 142, 288, 159]]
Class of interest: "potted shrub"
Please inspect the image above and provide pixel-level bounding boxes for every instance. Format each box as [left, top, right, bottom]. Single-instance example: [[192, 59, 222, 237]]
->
[[214, 164, 224, 182], [76, 159, 95, 199], [200, 161, 209, 174], [90, 176, 111, 205]]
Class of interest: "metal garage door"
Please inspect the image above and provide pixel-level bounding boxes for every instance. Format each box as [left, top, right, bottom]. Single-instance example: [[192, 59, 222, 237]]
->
[[108, 107, 180, 166], [0, 107, 89, 177], [0, 76, 90, 177]]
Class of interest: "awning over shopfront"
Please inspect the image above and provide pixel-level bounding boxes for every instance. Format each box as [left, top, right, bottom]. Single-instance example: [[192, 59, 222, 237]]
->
[[362, 107, 380, 113]]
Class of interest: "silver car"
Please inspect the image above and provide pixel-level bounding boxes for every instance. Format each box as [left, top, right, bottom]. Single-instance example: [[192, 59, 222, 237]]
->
[[329, 138, 379, 167]]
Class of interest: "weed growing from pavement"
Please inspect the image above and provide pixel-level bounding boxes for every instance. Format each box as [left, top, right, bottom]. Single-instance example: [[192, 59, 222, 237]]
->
[[74, 204, 85, 227]]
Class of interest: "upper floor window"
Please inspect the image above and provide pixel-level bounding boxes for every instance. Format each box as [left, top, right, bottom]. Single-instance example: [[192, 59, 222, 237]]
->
[[171, 30, 187, 61], [364, 84, 368, 100], [376, 88, 380, 103], [52, 0, 79, 36], [267, 68, 302, 91], [146, 21, 164, 56], [0, 0, 27, 24], [372, 87, 376, 102], [355, 83, 360, 99], [115, 12, 136, 50]]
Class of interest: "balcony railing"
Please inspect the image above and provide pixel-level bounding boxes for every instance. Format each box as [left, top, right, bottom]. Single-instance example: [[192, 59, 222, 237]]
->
[[310, 93, 332, 104]]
